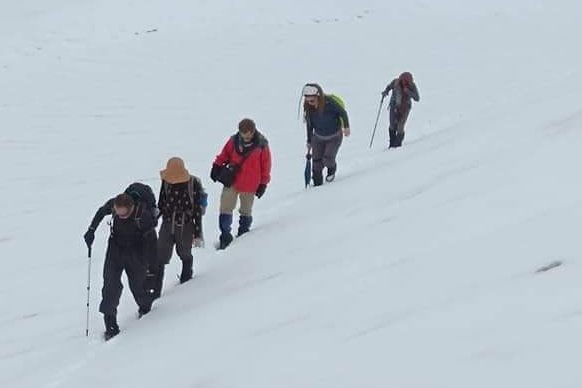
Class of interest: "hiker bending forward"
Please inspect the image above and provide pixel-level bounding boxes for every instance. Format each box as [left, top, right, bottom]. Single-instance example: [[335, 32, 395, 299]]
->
[[382, 71, 420, 148]]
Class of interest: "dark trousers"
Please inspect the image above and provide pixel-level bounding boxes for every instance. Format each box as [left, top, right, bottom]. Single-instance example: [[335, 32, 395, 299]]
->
[[311, 133, 343, 182], [99, 242, 151, 316], [389, 105, 411, 147], [154, 219, 195, 293]]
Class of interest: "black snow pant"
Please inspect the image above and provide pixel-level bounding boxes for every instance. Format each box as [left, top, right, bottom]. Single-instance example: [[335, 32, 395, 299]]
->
[[154, 219, 195, 295], [99, 240, 151, 316], [142, 230, 159, 298], [311, 133, 343, 185], [389, 104, 411, 148]]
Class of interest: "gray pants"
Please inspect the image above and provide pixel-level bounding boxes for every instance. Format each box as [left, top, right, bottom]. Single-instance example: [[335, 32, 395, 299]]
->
[[157, 219, 195, 266], [99, 242, 150, 316], [150, 219, 195, 295], [311, 133, 343, 177]]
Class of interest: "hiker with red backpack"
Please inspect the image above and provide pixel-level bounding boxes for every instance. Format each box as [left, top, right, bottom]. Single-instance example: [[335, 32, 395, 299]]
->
[[381, 72, 420, 148], [83, 189, 158, 340], [302, 83, 350, 186], [156, 157, 207, 291], [210, 118, 271, 250]]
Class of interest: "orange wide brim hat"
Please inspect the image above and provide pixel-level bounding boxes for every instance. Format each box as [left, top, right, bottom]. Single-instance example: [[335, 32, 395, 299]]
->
[[160, 157, 190, 184]]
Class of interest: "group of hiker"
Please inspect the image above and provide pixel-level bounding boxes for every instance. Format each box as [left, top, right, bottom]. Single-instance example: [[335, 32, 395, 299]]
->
[[84, 118, 271, 339], [83, 74, 420, 339], [303, 72, 420, 184]]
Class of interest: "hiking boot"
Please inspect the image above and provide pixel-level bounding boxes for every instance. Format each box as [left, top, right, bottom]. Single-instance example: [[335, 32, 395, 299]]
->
[[219, 214, 233, 234], [138, 303, 151, 318], [395, 131, 405, 147], [104, 314, 120, 340], [179, 265, 193, 284], [237, 216, 253, 237], [218, 232, 234, 250], [389, 130, 397, 148], [312, 173, 323, 187], [325, 167, 336, 183], [218, 213, 234, 249], [179, 272, 193, 284]]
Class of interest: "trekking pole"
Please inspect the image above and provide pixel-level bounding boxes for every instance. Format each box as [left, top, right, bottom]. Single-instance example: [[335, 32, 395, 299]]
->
[[85, 247, 92, 337], [369, 96, 385, 148], [304, 152, 312, 189]]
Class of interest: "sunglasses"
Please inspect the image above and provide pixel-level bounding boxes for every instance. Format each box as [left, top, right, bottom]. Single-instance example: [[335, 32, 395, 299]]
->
[[305, 96, 318, 104]]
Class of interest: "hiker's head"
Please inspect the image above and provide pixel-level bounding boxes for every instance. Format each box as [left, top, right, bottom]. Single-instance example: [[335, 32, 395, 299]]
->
[[113, 193, 135, 219], [238, 118, 257, 143], [303, 83, 325, 111], [399, 72, 413, 87]]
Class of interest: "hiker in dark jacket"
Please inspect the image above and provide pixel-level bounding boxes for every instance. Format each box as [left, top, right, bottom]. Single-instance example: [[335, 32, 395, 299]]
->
[[83, 193, 155, 339], [382, 71, 420, 148], [210, 118, 271, 249], [156, 157, 207, 290], [85, 184, 159, 296], [303, 83, 350, 186]]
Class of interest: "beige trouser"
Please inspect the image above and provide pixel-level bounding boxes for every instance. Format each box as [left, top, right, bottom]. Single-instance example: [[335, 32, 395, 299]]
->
[[220, 187, 255, 216]]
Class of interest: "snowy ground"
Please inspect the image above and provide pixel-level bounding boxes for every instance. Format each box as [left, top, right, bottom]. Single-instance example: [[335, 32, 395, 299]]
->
[[1, 1, 582, 387]]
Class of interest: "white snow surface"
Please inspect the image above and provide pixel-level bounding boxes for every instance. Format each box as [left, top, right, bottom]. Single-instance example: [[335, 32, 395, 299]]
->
[[1, 0, 582, 387]]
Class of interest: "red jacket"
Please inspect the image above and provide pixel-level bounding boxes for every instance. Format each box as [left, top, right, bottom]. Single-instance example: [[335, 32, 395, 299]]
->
[[214, 133, 271, 193]]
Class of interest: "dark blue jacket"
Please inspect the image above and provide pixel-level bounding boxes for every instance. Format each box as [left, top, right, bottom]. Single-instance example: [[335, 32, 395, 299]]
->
[[305, 96, 350, 143]]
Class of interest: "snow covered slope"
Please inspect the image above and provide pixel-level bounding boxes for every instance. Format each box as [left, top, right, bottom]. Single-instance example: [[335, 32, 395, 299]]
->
[[1, 1, 581, 387]]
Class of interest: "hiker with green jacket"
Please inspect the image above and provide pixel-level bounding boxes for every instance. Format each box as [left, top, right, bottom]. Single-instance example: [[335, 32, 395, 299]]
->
[[303, 83, 350, 186]]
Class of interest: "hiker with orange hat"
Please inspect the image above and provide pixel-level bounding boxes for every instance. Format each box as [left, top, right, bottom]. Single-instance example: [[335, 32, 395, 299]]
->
[[381, 71, 420, 148], [155, 157, 207, 293]]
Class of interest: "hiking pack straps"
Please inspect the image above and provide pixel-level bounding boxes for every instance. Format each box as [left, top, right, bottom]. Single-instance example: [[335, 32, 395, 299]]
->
[[234, 143, 256, 169], [133, 202, 143, 229], [187, 176, 194, 206], [163, 176, 197, 206], [163, 176, 200, 232], [217, 144, 257, 188], [109, 202, 143, 236]]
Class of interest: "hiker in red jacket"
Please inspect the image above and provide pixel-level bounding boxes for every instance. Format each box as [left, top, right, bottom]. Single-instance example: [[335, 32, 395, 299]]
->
[[382, 71, 420, 148], [210, 118, 272, 249]]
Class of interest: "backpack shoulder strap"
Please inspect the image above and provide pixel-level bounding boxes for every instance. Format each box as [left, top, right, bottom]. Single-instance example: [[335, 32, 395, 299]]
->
[[134, 202, 143, 228], [188, 176, 194, 205]]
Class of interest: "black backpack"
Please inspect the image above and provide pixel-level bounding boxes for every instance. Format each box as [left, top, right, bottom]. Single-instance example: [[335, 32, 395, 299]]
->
[[124, 182, 159, 226]]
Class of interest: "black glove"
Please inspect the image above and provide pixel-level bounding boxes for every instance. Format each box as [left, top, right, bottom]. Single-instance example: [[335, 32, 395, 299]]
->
[[381, 90, 388, 98], [84, 228, 95, 248], [210, 164, 221, 182], [255, 184, 267, 199]]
